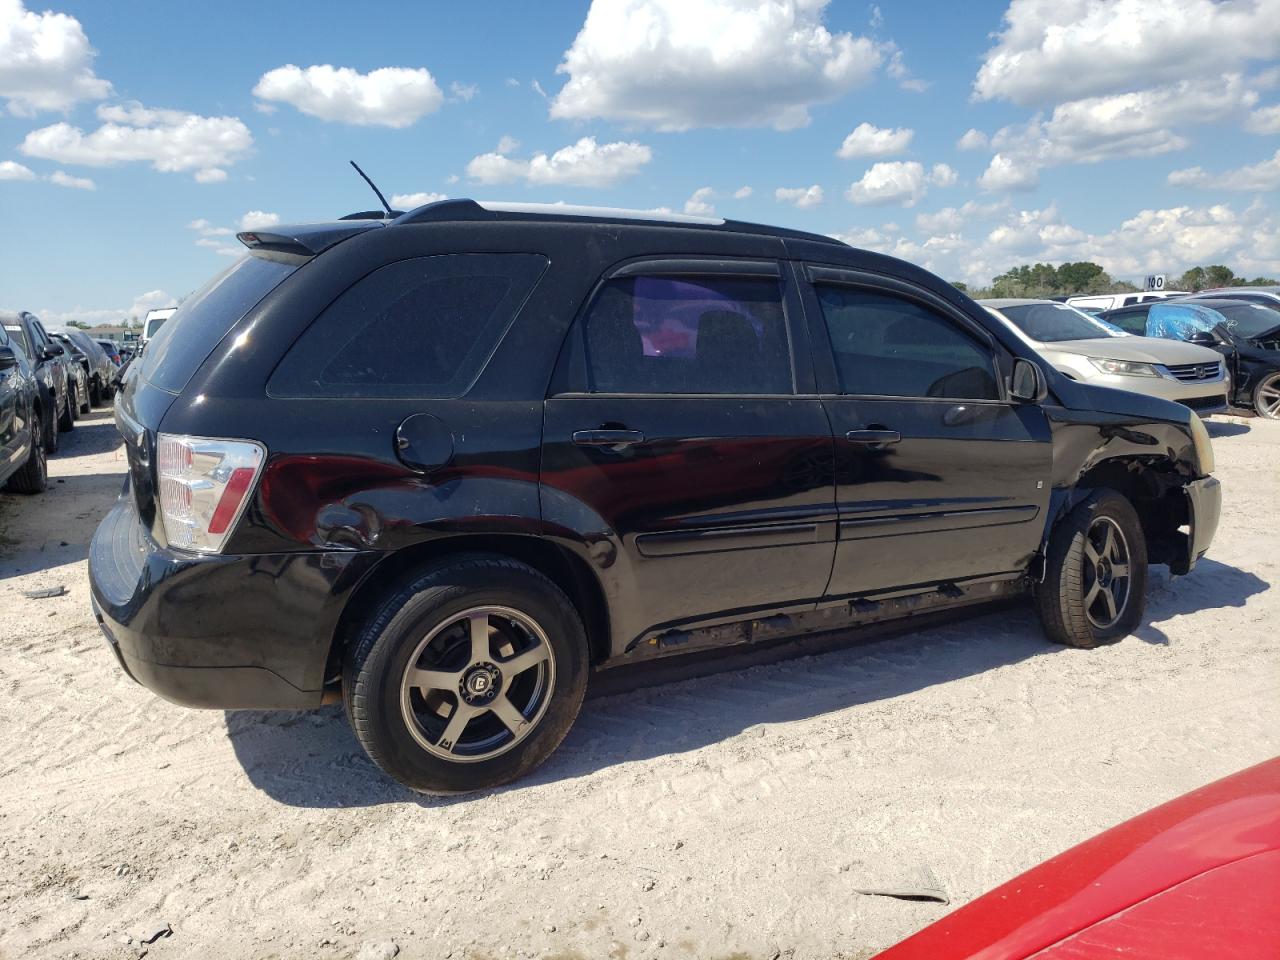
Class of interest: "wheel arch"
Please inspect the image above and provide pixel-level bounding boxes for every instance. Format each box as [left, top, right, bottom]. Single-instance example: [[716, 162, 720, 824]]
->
[[1045, 454, 1193, 573], [324, 534, 611, 686]]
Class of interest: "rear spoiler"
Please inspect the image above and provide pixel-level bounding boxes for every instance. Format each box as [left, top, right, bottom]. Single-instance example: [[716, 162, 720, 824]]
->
[[237, 220, 383, 257]]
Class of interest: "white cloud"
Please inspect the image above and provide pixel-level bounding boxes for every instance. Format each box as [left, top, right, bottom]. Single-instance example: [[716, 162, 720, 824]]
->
[[49, 169, 93, 189], [194, 167, 227, 184], [1246, 104, 1280, 135], [1168, 149, 1280, 192], [775, 185, 824, 208], [19, 101, 252, 181], [239, 210, 280, 231], [974, 0, 1280, 107], [187, 218, 232, 237], [252, 64, 443, 128], [466, 136, 652, 187], [846, 161, 956, 207], [449, 81, 478, 102], [0, 0, 112, 115], [0, 159, 35, 180], [683, 186, 715, 216], [550, 0, 888, 130], [914, 200, 1007, 234], [837, 122, 913, 158], [886, 49, 929, 93], [846, 161, 927, 207], [929, 163, 957, 187], [975, 75, 1257, 190], [956, 128, 987, 151], [390, 191, 448, 208], [733, 185, 752, 199], [496, 134, 520, 155], [35, 289, 174, 328]]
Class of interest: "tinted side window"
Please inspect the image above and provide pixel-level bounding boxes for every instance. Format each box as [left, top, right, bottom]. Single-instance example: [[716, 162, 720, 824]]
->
[[814, 286, 999, 400], [581, 275, 792, 394], [3, 324, 26, 354], [271, 254, 547, 399], [1106, 307, 1150, 335]]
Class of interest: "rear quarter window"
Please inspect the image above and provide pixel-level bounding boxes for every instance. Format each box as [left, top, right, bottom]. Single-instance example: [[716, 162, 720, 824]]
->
[[141, 256, 298, 394], [268, 253, 548, 399]]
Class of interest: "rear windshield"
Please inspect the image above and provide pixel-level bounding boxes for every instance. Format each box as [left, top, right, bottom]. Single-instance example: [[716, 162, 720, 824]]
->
[[997, 302, 1128, 342], [141, 255, 298, 394]]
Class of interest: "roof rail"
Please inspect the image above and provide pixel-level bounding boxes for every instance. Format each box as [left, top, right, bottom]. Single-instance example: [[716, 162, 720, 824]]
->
[[392, 198, 846, 245]]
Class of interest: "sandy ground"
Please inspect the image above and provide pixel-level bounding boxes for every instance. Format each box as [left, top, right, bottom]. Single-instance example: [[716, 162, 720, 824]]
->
[[0, 409, 1277, 960]]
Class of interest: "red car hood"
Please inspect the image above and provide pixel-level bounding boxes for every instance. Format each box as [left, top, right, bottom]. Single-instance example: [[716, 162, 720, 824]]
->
[[871, 758, 1280, 960]]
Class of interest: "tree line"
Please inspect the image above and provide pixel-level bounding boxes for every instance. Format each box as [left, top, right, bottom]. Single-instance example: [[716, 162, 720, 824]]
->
[[953, 263, 1278, 300]]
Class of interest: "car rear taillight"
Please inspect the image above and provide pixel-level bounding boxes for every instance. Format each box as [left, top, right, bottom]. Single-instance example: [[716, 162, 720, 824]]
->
[[156, 434, 265, 553]]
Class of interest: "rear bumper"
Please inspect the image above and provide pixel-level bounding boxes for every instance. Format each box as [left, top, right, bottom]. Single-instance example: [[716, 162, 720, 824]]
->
[[1184, 476, 1222, 574], [88, 491, 378, 710]]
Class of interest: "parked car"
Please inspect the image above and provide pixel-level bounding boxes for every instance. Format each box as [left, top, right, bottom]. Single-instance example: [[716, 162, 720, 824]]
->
[[981, 299, 1227, 415], [49, 332, 89, 417], [53, 327, 116, 406], [1066, 290, 1187, 314], [140, 307, 176, 346], [1194, 285, 1280, 308], [0, 322, 47, 493], [90, 200, 1221, 793], [1102, 299, 1280, 419], [2, 310, 72, 451], [95, 338, 123, 367], [870, 756, 1280, 959]]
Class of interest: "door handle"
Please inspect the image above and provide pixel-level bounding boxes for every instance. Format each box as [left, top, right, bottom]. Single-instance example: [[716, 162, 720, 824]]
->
[[572, 429, 646, 448], [845, 429, 901, 444]]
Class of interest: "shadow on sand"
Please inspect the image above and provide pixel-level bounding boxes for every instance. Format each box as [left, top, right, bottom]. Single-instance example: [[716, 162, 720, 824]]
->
[[227, 555, 1267, 809]]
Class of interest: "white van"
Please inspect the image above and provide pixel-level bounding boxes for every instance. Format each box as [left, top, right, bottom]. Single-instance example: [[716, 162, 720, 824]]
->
[[141, 307, 177, 344], [1066, 291, 1186, 314]]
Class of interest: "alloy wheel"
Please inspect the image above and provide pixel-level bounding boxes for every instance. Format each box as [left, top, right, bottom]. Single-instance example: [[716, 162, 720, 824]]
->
[[1083, 516, 1131, 630], [1256, 373, 1280, 420], [399, 606, 556, 762]]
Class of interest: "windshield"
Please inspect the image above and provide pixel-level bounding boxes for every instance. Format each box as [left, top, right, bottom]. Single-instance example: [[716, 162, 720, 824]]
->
[[144, 316, 169, 338], [996, 302, 1129, 342], [1211, 302, 1280, 338], [140, 255, 298, 394]]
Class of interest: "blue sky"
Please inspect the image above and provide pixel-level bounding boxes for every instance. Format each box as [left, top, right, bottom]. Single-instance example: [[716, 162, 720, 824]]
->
[[2, 0, 1278, 326]]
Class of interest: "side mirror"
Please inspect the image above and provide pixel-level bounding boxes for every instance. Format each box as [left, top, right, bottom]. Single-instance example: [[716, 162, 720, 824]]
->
[[1010, 357, 1048, 403], [42, 343, 64, 359], [0, 345, 16, 370], [1186, 329, 1218, 346]]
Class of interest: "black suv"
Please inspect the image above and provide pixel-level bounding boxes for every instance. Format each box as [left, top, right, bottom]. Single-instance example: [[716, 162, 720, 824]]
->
[[90, 201, 1221, 792], [2, 310, 73, 452]]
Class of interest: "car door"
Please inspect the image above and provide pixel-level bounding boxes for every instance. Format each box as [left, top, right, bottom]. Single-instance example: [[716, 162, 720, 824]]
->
[[541, 259, 836, 652], [798, 264, 1052, 597]]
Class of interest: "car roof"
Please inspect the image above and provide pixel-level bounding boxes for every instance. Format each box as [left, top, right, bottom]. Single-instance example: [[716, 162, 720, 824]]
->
[[1202, 285, 1280, 294], [245, 198, 849, 257]]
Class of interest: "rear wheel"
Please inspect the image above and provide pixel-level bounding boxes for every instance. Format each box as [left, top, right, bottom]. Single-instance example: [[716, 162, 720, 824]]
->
[[1035, 490, 1147, 648], [43, 403, 58, 454], [89, 378, 102, 408], [6, 410, 47, 494], [343, 556, 589, 793], [1253, 371, 1280, 420]]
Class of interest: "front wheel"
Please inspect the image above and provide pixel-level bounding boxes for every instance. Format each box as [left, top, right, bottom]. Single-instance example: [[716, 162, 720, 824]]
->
[[57, 388, 75, 432], [1253, 371, 1280, 420], [343, 556, 589, 793], [89, 378, 102, 408], [1035, 490, 1148, 648], [6, 410, 47, 494]]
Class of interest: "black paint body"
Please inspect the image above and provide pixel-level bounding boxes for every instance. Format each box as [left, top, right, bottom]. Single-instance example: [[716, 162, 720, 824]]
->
[[88, 203, 1220, 710]]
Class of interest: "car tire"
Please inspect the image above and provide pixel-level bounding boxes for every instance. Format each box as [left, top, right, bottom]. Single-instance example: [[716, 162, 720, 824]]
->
[[6, 410, 47, 494], [1252, 371, 1280, 420], [1035, 489, 1147, 649], [58, 388, 74, 432], [89, 378, 102, 408], [343, 555, 589, 793], [43, 404, 59, 454]]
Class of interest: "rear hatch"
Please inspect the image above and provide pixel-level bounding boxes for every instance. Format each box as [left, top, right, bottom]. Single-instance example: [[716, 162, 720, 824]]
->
[[116, 254, 302, 541], [115, 219, 384, 543]]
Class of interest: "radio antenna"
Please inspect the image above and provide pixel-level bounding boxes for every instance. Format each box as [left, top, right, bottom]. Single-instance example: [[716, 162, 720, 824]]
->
[[349, 160, 394, 218]]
